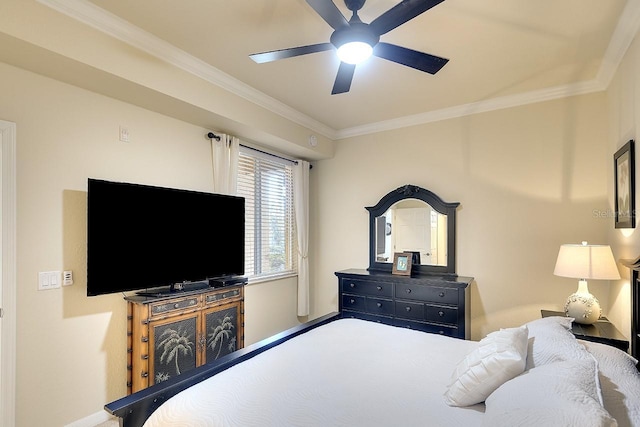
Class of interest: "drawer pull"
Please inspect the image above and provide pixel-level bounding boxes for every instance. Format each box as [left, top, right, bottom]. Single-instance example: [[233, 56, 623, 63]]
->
[[438, 330, 445, 335], [376, 302, 382, 308], [406, 289, 412, 294], [405, 306, 411, 312], [350, 299, 355, 304], [350, 283, 355, 288], [438, 292, 445, 298], [174, 303, 179, 309], [438, 311, 445, 317], [376, 286, 382, 291]]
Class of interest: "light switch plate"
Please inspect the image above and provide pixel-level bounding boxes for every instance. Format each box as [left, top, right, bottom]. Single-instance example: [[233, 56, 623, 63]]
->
[[38, 271, 61, 290]]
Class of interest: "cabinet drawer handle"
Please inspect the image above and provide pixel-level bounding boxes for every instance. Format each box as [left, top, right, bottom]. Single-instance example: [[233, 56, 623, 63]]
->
[[350, 299, 355, 304], [405, 306, 411, 312], [376, 286, 382, 291], [350, 283, 355, 288], [438, 330, 445, 335], [438, 311, 445, 317], [405, 289, 412, 294], [438, 292, 445, 298], [376, 302, 382, 308], [174, 303, 180, 309], [141, 372, 149, 378]]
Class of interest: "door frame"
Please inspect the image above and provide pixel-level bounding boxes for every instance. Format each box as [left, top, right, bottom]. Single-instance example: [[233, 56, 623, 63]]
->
[[0, 119, 16, 427]]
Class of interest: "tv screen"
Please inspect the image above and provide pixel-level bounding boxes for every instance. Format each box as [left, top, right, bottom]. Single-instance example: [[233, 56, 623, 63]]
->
[[87, 179, 245, 296]]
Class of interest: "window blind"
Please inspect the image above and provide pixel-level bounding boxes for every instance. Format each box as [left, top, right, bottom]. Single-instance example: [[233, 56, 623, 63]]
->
[[237, 147, 296, 280]]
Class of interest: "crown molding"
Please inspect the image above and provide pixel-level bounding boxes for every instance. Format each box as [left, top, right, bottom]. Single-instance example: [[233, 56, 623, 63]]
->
[[38, 0, 640, 141], [336, 79, 605, 139], [597, 0, 640, 88]]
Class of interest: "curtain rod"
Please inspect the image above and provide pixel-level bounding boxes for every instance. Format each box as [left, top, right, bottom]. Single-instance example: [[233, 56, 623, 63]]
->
[[207, 132, 311, 168]]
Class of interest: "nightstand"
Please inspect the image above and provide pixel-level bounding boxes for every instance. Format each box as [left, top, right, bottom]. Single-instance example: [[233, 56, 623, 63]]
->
[[540, 310, 629, 352]]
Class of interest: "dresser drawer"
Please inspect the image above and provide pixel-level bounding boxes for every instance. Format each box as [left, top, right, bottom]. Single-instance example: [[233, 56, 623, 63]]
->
[[341, 279, 393, 298], [366, 298, 394, 316], [395, 283, 458, 305], [395, 301, 425, 320], [342, 294, 366, 311], [342, 310, 393, 326], [425, 305, 458, 324], [393, 318, 458, 337]]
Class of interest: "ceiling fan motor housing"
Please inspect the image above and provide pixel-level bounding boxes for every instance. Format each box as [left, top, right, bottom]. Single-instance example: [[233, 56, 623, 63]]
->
[[344, 0, 366, 11]]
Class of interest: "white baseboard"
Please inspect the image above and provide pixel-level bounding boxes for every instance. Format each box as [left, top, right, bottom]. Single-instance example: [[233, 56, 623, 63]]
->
[[64, 410, 115, 427]]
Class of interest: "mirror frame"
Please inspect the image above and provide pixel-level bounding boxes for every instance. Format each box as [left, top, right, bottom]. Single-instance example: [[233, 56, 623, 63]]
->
[[366, 184, 459, 276]]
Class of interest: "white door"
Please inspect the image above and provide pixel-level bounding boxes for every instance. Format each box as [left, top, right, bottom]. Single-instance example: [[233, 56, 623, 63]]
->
[[394, 207, 431, 263], [0, 120, 16, 427]]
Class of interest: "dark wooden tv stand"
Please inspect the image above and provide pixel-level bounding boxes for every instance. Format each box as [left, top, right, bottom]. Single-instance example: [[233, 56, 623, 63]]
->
[[125, 283, 245, 394]]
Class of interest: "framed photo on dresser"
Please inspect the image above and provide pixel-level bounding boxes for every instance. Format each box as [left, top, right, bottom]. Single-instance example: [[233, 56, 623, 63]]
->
[[392, 252, 412, 276]]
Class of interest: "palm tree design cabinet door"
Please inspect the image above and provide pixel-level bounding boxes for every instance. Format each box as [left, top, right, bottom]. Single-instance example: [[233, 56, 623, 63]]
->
[[126, 284, 245, 394], [149, 313, 198, 385], [204, 303, 241, 363]]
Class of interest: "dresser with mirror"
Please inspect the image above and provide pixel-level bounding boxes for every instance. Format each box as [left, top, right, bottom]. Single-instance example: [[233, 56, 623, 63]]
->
[[335, 184, 472, 339]]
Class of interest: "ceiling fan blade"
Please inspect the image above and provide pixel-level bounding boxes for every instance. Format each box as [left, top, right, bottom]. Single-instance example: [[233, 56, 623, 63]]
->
[[373, 42, 448, 74], [370, 0, 445, 36], [332, 62, 356, 94], [250, 43, 334, 63], [306, 0, 349, 30]]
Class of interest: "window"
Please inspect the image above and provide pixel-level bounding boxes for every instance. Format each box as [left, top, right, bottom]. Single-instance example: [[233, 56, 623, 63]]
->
[[237, 146, 296, 280]]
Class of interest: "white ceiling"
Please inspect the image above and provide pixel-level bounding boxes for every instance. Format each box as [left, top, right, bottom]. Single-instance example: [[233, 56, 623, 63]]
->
[[40, 0, 640, 139]]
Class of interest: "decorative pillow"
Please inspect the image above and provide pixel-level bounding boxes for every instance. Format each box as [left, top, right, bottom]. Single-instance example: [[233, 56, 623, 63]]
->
[[482, 358, 617, 427], [443, 326, 528, 407], [524, 316, 591, 370]]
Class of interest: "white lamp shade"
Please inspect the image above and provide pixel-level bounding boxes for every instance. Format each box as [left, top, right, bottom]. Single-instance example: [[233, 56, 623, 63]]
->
[[553, 243, 620, 280]]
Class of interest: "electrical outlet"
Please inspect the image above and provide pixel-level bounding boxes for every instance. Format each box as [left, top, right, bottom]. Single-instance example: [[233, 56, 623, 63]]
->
[[63, 270, 73, 286]]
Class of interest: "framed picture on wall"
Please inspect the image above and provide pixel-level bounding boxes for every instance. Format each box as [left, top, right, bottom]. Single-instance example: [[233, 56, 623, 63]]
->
[[614, 139, 635, 229], [392, 252, 412, 276]]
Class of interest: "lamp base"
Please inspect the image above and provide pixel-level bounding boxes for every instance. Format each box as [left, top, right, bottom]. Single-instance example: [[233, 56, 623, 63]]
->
[[564, 292, 601, 325]]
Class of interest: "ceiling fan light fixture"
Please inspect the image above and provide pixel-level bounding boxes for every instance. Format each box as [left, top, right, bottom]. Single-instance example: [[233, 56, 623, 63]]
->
[[330, 22, 379, 65], [337, 41, 373, 64]]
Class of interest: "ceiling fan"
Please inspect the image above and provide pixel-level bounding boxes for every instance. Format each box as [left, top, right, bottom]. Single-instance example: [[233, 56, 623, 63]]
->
[[249, 0, 449, 95]]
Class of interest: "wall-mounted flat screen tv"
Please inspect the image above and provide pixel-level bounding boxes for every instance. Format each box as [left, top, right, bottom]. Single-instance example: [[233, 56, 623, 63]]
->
[[87, 178, 245, 296]]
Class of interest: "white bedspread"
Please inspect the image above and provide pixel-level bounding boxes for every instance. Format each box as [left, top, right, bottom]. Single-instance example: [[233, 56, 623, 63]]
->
[[143, 318, 485, 427]]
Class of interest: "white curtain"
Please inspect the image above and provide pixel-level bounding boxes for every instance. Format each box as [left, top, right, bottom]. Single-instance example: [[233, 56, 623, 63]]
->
[[211, 133, 239, 195], [294, 160, 310, 316]]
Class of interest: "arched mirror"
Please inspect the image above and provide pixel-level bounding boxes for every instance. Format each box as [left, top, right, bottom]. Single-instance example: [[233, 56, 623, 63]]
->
[[367, 184, 459, 276]]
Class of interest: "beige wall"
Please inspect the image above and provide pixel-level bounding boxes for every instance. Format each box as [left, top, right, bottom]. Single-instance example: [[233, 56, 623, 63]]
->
[[0, 62, 302, 427], [606, 30, 640, 339], [310, 92, 611, 339]]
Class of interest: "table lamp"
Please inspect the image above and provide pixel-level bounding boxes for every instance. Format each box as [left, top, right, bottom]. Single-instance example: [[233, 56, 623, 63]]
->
[[553, 241, 620, 324]]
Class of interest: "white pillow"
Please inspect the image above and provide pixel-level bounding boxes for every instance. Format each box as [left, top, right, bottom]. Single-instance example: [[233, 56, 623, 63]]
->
[[444, 326, 528, 407], [581, 340, 640, 425], [524, 316, 591, 370], [482, 358, 617, 427]]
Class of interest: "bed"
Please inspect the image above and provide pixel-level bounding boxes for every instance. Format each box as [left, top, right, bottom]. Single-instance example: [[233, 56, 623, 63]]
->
[[106, 310, 640, 427]]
